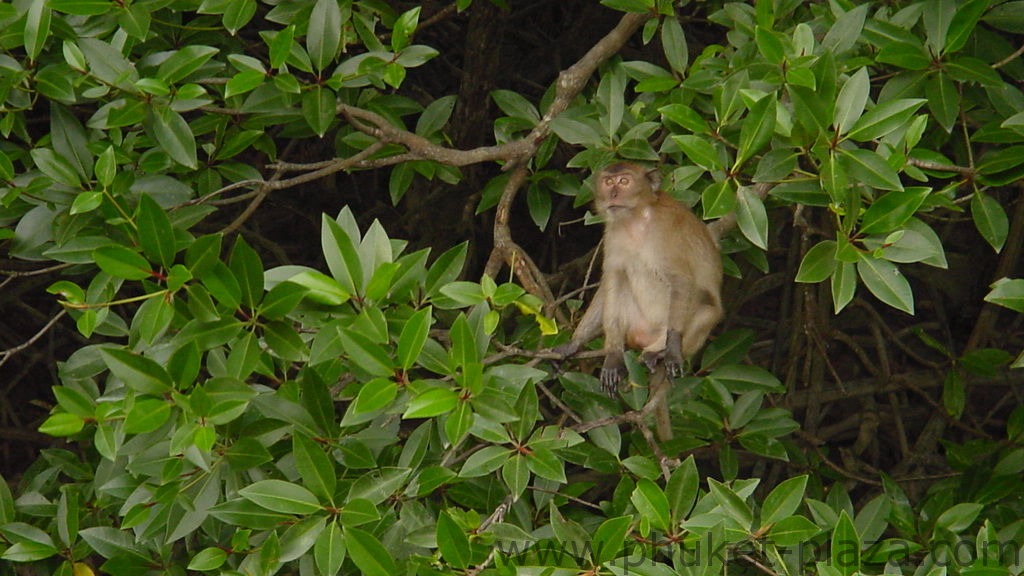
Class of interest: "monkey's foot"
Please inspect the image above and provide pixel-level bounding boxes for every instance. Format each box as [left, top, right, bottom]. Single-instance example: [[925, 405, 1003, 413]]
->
[[600, 367, 625, 397], [665, 360, 684, 378]]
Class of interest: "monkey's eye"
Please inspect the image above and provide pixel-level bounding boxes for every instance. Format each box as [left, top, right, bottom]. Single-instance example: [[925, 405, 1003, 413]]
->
[[604, 178, 615, 187], [618, 176, 630, 186]]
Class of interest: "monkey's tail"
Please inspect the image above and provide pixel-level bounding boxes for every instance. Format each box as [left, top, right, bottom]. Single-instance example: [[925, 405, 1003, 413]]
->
[[647, 366, 673, 441]]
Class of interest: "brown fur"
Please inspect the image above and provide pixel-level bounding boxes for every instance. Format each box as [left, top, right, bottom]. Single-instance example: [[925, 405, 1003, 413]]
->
[[558, 162, 723, 440]]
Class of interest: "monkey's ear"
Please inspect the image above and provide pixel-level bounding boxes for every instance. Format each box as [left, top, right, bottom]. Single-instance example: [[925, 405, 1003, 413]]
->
[[646, 167, 663, 191]]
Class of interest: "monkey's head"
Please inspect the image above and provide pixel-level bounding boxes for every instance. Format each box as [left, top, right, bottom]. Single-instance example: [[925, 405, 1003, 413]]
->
[[594, 162, 661, 220]]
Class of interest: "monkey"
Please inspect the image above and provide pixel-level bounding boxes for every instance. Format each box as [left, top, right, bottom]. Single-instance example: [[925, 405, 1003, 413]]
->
[[555, 162, 723, 440]]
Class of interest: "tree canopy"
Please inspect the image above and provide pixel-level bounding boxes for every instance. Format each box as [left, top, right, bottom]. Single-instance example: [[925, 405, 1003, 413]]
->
[[1, 0, 1024, 575]]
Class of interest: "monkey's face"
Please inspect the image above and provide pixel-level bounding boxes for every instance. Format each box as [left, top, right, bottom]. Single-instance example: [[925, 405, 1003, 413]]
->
[[595, 170, 646, 218]]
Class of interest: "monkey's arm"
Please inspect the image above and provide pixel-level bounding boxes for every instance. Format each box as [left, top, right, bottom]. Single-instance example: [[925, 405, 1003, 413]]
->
[[551, 285, 605, 357]]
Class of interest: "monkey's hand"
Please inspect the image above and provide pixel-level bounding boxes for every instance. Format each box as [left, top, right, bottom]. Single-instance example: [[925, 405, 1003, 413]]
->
[[600, 352, 626, 397]]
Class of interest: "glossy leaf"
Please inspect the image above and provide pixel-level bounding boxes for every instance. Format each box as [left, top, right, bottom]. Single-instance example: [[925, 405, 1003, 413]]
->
[[630, 480, 670, 532], [238, 480, 322, 515], [795, 241, 837, 283], [971, 192, 1008, 252], [857, 256, 914, 314], [344, 527, 397, 576]]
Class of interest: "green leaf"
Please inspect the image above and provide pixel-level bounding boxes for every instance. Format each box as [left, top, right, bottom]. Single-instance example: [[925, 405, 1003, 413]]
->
[[985, 278, 1024, 313], [840, 148, 903, 191], [876, 40, 931, 70], [99, 348, 173, 394], [735, 94, 776, 169], [136, 195, 177, 268], [822, 3, 868, 54], [769, 515, 822, 547], [660, 103, 710, 134], [593, 516, 632, 565], [926, 72, 958, 132], [856, 256, 914, 314], [404, 387, 458, 418], [338, 498, 380, 527], [210, 498, 293, 529], [525, 447, 565, 482], [923, 0, 956, 55], [449, 313, 480, 368], [51, 104, 92, 181], [268, 25, 297, 70], [222, 0, 256, 34], [708, 479, 753, 527], [666, 455, 699, 522], [187, 547, 228, 571], [846, 98, 928, 142], [492, 90, 539, 122], [502, 455, 530, 500], [392, 6, 421, 52], [78, 38, 139, 90], [39, 413, 85, 437], [344, 527, 397, 576], [157, 46, 219, 83], [755, 26, 785, 65], [673, 135, 722, 170], [947, 0, 989, 52], [303, 86, 336, 137], [859, 187, 931, 235], [795, 241, 837, 283], [702, 180, 736, 219], [294, 432, 337, 504], [145, 105, 198, 169], [416, 95, 456, 136], [123, 397, 171, 434], [229, 237, 264, 310], [50, 0, 112, 15], [24, 0, 51, 60], [762, 475, 808, 526], [315, 520, 345, 576], [264, 320, 309, 362], [30, 148, 80, 187], [832, 261, 856, 312], [437, 512, 471, 569], [322, 214, 364, 296], [425, 242, 468, 296], [398, 307, 432, 370], [460, 445, 511, 477], [971, 192, 1008, 252], [630, 479, 670, 532], [225, 69, 265, 97], [834, 67, 870, 135], [348, 378, 397, 420], [1, 541, 59, 562], [339, 328, 393, 377], [945, 57, 1002, 87], [238, 480, 322, 515], [550, 117, 603, 146], [661, 17, 688, 74], [831, 510, 860, 576], [935, 502, 983, 533], [308, 0, 342, 70], [736, 186, 768, 250]]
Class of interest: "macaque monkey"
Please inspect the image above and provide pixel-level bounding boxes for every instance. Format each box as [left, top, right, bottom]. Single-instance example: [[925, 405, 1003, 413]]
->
[[556, 162, 723, 440]]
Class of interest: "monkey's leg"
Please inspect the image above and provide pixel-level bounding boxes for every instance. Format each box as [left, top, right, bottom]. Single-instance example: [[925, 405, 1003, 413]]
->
[[663, 329, 685, 377], [679, 292, 724, 359]]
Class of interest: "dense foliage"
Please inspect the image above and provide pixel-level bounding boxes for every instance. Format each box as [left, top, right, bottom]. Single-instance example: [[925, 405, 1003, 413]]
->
[[1, 0, 1024, 575]]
